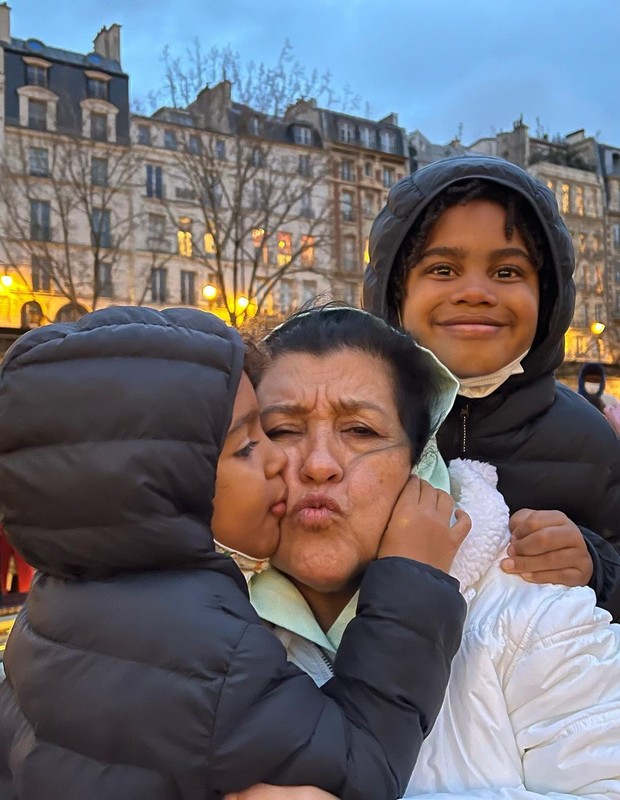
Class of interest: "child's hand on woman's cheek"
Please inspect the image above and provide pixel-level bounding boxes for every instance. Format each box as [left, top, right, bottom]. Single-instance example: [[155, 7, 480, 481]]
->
[[500, 508, 594, 587], [225, 785, 339, 800]]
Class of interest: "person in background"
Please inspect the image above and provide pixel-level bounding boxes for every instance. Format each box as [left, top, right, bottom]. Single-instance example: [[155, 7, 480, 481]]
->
[[0, 525, 34, 598], [578, 362, 620, 437], [363, 155, 620, 619]]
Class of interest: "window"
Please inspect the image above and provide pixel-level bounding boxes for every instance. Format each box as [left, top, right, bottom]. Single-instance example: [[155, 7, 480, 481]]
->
[[92, 208, 111, 248], [151, 268, 168, 303], [147, 214, 166, 250], [364, 161, 373, 178], [561, 183, 570, 214], [31, 255, 51, 291], [342, 236, 357, 271], [21, 301, 43, 329], [146, 165, 164, 198], [294, 126, 312, 146], [614, 224, 620, 249], [341, 190, 354, 221], [250, 117, 260, 136], [164, 130, 177, 150], [380, 131, 397, 154], [215, 139, 226, 160], [342, 282, 358, 306], [615, 265, 620, 283], [177, 217, 193, 257], [301, 279, 318, 305], [204, 231, 217, 256], [277, 232, 292, 266], [546, 179, 556, 193], [578, 232, 587, 254], [592, 233, 601, 254], [186, 133, 201, 154], [575, 186, 584, 216], [91, 157, 108, 186], [26, 64, 47, 88], [30, 199, 50, 241], [300, 189, 313, 218], [301, 235, 315, 268], [87, 77, 108, 100], [55, 303, 87, 323], [250, 146, 263, 167], [91, 112, 107, 142], [28, 99, 47, 131], [181, 270, 196, 305], [137, 124, 151, 145], [298, 154, 312, 177], [360, 127, 373, 149], [338, 121, 355, 144], [363, 237, 370, 265], [363, 193, 375, 218], [278, 281, 293, 312], [250, 228, 268, 264], [29, 147, 48, 176], [95, 262, 113, 297], [382, 167, 395, 189], [341, 160, 354, 181], [205, 178, 223, 209]]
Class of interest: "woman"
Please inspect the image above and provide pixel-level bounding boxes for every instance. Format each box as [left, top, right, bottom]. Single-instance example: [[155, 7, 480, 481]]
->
[[243, 306, 620, 800]]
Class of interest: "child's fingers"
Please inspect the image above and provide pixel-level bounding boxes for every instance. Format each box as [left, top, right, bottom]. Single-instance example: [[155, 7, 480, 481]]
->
[[451, 508, 471, 543]]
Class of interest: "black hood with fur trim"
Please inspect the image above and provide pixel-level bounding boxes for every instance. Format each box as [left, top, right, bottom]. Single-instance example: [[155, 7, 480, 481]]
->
[[362, 155, 576, 386]]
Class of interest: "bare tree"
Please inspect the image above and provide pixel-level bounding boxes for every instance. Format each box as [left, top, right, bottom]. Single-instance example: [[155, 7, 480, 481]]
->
[[0, 130, 157, 319], [150, 78, 335, 327]]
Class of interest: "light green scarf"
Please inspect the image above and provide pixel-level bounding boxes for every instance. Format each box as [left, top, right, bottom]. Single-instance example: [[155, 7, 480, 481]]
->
[[250, 343, 459, 650]]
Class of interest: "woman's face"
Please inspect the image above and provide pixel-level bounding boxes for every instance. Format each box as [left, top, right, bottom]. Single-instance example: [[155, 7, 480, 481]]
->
[[257, 350, 412, 596], [211, 372, 288, 559]]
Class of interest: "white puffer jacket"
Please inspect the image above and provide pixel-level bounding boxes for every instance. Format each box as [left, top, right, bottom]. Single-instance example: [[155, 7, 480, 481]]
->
[[255, 460, 620, 799]]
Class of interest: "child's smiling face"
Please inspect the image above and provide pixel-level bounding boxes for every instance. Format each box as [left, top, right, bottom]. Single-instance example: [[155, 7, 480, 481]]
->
[[401, 199, 540, 378], [211, 373, 288, 559]]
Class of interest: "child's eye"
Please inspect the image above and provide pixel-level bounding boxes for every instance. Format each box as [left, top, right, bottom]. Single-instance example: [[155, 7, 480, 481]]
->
[[496, 266, 520, 278], [234, 440, 259, 458], [428, 264, 454, 277]]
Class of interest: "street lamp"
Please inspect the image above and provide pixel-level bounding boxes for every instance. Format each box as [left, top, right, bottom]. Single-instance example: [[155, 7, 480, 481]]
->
[[236, 296, 249, 311], [590, 321, 606, 361], [0, 274, 13, 288], [202, 283, 218, 302]]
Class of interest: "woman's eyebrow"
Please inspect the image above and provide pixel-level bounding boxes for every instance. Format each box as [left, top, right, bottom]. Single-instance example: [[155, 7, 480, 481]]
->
[[259, 402, 308, 417]]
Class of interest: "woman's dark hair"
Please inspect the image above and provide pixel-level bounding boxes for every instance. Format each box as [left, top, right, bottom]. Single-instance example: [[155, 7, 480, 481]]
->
[[260, 304, 446, 465], [386, 178, 555, 343]]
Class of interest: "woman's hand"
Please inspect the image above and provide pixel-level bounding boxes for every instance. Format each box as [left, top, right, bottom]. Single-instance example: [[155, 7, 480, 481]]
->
[[377, 476, 471, 573], [225, 785, 339, 800], [500, 508, 594, 586]]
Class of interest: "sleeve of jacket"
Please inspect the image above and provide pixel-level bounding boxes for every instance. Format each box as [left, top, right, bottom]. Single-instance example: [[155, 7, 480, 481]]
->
[[503, 585, 620, 798], [583, 525, 620, 621], [208, 558, 466, 800]]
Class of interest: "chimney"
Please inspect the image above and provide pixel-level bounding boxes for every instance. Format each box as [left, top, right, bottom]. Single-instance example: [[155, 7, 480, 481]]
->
[[0, 3, 11, 44], [93, 23, 121, 63]]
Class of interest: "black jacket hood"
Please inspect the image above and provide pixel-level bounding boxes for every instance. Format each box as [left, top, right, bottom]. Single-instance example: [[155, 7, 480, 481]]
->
[[363, 155, 576, 385], [578, 361, 606, 398], [0, 306, 245, 579]]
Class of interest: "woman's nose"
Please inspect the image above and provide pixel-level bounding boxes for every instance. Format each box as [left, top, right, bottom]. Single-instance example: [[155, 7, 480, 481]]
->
[[299, 435, 344, 484], [449, 275, 498, 305]]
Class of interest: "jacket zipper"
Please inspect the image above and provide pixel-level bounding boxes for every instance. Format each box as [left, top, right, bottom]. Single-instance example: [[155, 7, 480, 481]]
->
[[460, 404, 470, 454], [319, 647, 334, 676]]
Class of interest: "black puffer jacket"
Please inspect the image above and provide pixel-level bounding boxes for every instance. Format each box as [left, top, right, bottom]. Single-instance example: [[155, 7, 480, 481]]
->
[[0, 306, 465, 800], [363, 155, 620, 620]]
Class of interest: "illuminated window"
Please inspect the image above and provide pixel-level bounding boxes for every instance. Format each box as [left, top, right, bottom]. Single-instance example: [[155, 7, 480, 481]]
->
[[301, 235, 315, 268], [592, 234, 601, 254], [578, 233, 587, 254], [277, 232, 292, 267], [561, 183, 570, 214], [546, 179, 556, 193], [178, 217, 193, 257], [363, 237, 370, 265], [575, 186, 584, 216], [204, 231, 216, 256], [251, 228, 268, 264]]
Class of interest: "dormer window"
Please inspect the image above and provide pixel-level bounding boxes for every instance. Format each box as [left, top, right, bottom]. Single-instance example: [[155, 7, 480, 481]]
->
[[26, 63, 48, 88], [250, 117, 260, 136], [87, 77, 108, 100], [293, 126, 312, 146]]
